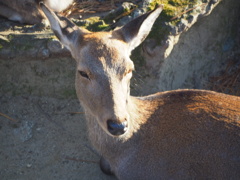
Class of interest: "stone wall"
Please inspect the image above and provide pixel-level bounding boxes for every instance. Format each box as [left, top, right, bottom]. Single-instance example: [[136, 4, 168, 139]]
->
[[134, 0, 240, 95]]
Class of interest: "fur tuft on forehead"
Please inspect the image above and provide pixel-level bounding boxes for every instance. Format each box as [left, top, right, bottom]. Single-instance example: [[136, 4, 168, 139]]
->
[[80, 32, 130, 64]]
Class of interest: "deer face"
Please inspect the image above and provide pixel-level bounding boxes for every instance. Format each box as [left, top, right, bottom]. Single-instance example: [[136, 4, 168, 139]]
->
[[40, 2, 163, 136], [73, 33, 134, 136]]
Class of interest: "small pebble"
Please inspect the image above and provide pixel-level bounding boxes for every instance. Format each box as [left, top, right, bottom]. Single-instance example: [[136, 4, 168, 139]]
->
[[26, 164, 32, 168]]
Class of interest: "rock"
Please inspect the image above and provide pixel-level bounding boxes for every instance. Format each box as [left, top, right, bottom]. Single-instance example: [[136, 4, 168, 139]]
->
[[142, 0, 222, 71], [47, 39, 64, 54], [13, 120, 35, 142], [26, 164, 32, 168], [38, 48, 50, 59], [138, 0, 240, 95]]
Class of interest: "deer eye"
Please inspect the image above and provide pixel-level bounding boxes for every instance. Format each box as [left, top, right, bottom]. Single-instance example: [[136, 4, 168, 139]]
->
[[78, 71, 90, 80]]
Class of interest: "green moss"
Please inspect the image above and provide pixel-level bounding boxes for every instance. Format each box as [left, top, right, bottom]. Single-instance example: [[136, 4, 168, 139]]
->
[[169, 0, 198, 6], [49, 36, 58, 40], [86, 21, 110, 32], [18, 44, 34, 51], [74, 16, 111, 32], [0, 37, 10, 50], [145, 0, 200, 45], [1, 34, 38, 52], [124, 5, 132, 12], [149, 0, 198, 21], [8, 34, 14, 41], [76, 0, 200, 34]]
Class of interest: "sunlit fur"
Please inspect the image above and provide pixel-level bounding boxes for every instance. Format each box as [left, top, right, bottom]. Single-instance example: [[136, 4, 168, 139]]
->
[[41, 4, 240, 179], [74, 32, 133, 136]]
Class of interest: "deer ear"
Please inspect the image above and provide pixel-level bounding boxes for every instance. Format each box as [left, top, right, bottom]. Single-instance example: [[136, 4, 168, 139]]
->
[[115, 5, 163, 52], [40, 2, 87, 51]]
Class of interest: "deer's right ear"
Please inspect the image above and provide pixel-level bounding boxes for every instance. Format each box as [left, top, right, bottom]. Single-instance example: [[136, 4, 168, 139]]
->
[[40, 2, 86, 51]]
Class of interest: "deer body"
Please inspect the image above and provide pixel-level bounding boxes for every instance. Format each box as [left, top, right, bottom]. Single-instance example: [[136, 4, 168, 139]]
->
[[87, 90, 240, 179], [40, 4, 240, 179]]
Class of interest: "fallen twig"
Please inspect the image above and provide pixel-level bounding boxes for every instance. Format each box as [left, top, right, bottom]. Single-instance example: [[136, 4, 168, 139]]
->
[[0, 112, 19, 123], [208, 58, 240, 95]]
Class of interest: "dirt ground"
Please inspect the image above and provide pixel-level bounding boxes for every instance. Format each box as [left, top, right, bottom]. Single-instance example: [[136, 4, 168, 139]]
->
[[0, 6, 116, 179], [0, 95, 116, 180]]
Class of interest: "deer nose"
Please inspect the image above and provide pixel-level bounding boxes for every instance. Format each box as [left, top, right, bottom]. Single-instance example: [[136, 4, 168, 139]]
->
[[107, 120, 128, 136]]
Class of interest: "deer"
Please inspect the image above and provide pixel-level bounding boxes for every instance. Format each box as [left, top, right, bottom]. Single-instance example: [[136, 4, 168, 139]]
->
[[40, 3, 240, 179], [0, 0, 73, 24]]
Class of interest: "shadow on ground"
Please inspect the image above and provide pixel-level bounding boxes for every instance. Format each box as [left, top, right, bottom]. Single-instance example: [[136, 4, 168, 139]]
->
[[0, 95, 116, 180]]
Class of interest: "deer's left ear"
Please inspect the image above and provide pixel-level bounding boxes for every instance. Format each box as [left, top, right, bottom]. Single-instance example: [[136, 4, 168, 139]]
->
[[115, 5, 163, 52]]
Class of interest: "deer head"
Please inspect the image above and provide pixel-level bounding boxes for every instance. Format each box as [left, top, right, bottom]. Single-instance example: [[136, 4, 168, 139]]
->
[[40, 3, 163, 136]]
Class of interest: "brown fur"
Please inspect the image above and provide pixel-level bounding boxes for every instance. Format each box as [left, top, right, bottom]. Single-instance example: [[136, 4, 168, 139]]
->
[[88, 90, 240, 179], [40, 4, 240, 179]]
